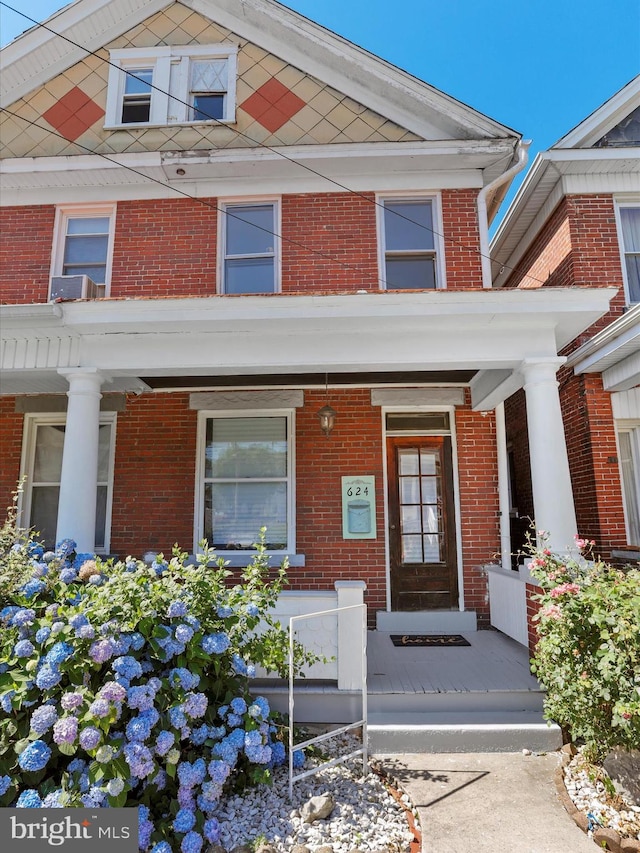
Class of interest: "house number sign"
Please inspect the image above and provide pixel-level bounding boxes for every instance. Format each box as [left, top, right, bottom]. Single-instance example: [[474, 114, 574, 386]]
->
[[341, 476, 376, 540]]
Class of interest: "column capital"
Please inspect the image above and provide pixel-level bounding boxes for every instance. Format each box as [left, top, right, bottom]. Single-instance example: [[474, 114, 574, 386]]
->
[[57, 368, 109, 397], [519, 357, 567, 385]]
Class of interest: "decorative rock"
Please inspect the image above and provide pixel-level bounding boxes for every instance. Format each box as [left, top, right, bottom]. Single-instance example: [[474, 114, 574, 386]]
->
[[290, 847, 311, 853], [603, 749, 640, 807], [205, 846, 227, 853], [313, 847, 333, 853], [301, 794, 335, 823], [230, 847, 252, 853], [255, 845, 278, 853]]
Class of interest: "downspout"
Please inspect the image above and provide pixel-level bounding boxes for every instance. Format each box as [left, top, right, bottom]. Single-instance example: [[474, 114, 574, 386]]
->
[[478, 139, 531, 289]]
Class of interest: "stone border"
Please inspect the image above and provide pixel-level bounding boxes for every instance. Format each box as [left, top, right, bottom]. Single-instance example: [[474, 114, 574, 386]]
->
[[555, 746, 640, 853], [370, 759, 422, 853]]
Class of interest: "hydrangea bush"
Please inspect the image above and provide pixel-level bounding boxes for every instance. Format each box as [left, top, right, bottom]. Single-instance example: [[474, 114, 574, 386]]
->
[[0, 508, 315, 852], [529, 536, 640, 762]]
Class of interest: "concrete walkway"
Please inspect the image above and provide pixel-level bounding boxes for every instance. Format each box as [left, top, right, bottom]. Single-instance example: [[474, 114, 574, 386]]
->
[[375, 751, 596, 853]]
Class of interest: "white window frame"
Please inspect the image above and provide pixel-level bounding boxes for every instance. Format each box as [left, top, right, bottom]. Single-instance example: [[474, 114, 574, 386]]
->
[[614, 197, 640, 305], [217, 197, 281, 295], [49, 204, 116, 297], [376, 192, 447, 291], [616, 420, 640, 546], [18, 412, 117, 554], [105, 45, 238, 128], [194, 409, 296, 556]]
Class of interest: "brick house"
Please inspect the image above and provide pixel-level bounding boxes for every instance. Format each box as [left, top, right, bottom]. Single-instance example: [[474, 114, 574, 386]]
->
[[0, 0, 615, 645], [490, 75, 640, 571]]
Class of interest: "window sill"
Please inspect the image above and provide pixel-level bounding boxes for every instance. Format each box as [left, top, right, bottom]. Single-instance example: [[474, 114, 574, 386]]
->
[[103, 119, 236, 131], [186, 553, 305, 568]]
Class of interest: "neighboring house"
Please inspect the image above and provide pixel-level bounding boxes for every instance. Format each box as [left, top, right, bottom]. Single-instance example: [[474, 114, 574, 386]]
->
[[490, 75, 640, 567], [0, 0, 615, 643]]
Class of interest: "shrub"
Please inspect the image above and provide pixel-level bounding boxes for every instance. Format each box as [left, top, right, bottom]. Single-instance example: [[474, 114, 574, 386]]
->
[[529, 537, 640, 761], [0, 519, 315, 852]]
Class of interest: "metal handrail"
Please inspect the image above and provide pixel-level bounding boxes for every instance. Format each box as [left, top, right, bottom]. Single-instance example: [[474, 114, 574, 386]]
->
[[288, 602, 367, 799]]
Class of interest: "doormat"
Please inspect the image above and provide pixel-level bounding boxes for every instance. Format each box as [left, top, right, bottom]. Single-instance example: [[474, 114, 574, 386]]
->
[[390, 634, 471, 647]]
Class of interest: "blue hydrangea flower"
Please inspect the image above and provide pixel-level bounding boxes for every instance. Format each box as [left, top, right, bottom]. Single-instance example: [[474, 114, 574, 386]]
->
[[89, 639, 115, 664], [18, 740, 51, 772], [53, 716, 78, 745], [76, 624, 96, 638], [68, 613, 88, 630], [59, 567, 78, 584], [0, 605, 20, 624], [50, 622, 64, 635], [231, 654, 248, 675], [126, 716, 152, 743], [204, 818, 220, 844], [245, 602, 259, 617], [125, 559, 138, 572], [177, 759, 206, 788], [14, 640, 35, 658], [45, 641, 73, 667], [167, 601, 188, 618], [151, 559, 168, 576], [42, 790, 64, 808], [270, 740, 286, 765], [201, 633, 231, 655], [99, 682, 126, 703], [30, 705, 58, 734], [11, 608, 35, 627], [246, 744, 271, 763], [61, 692, 83, 711], [207, 760, 231, 785], [27, 542, 45, 559], [244, 730, 262, 748], [15, 789, 43, 808], [112, 656, 142, 680], [190, 725, 209, 746], [155, 730, 175, 756], [169, 706, 187, 730], [35, 626, 51, 643], [175, 624, 194, 644], [183, 693, 207, 719], [230, 697, 247, 715], [30, 561, 48, 577], [248, 696, 270, 720], [21, 579, 46, 599], [139, 819, 153, 851], [81, 786, 106, 808], [168, 668, 200, 691], [106, 777, 125, 797], [181, 831, 203, 853], [213, 739, 238, 765], [56, 538, 76, 558], [36, 665, 62, 691], [79, 726, 102, 751], [216, 604, 233, 618], [127, 685, 155, 712], [0, 775, 11, 796], [226, 713, 242, 728], [173, 808, 196, 833], [292, 749, 305, 768], [227, 728, 246, 749], [124, 742, 154, 779], [151, 843, 172, 853], [127, 632, 145, 651], [89, 698, 111, 718]]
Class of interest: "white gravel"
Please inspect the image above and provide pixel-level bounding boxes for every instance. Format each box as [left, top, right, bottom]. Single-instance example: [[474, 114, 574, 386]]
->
[[214, 733, 417, 851], [564, 750, 640, 841]]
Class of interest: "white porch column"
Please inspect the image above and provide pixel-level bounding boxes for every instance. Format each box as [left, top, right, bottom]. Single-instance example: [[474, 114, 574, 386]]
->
[[521, 358, 578, 554], [56, 369, 104, 553], [335, 581, 366, 690]]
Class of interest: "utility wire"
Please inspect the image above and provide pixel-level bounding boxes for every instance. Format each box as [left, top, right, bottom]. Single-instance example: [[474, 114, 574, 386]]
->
[[0, 1, 543, 286]]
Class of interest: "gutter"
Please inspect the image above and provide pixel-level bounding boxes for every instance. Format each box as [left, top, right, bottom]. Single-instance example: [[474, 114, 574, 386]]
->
[[478, 140, 531, 288]]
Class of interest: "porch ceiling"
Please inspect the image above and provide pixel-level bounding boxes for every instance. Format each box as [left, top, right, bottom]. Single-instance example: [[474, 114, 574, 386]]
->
[[0, 288, 617, 405]]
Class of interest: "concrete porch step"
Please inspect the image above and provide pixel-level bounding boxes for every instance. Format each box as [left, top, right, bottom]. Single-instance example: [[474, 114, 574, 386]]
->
[[368, 710, 562, 754], [368, 687, 544, 715], [376, 610, 478, 633]]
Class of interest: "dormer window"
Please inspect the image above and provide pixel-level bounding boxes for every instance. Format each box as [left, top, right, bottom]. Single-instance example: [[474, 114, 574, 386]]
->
[[106, 45, 238, 128]]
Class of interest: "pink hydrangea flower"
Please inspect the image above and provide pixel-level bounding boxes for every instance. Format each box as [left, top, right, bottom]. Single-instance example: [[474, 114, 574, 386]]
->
[[540, 603, 563, 620], [549, 583, 580, 598]]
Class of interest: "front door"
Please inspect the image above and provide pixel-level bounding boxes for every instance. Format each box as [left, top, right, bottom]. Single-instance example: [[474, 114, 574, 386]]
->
[[387, 435, 458, 610]]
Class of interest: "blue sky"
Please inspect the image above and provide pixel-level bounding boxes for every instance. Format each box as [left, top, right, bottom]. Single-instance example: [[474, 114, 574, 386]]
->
[[1, 0, 639, 211]]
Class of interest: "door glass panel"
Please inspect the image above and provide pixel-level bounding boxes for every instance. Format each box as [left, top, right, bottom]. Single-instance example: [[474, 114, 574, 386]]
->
[[401, 505, 421, 534], [398, 448, 419, 475], [419, 450, 437, 474], [422, 505, 439, 533], [420, 476, 437, 503], [423, 534, 441, 561], [400, 476, 420, 504], [402, 534, 422, 563]]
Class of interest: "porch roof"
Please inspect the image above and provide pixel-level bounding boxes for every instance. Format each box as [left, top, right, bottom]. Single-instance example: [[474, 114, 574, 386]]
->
[[0, 287, 616, 407]]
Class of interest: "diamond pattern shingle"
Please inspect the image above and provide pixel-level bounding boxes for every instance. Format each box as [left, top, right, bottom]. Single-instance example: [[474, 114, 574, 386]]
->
[[240, 78, 306, 133], [42, 86, 105, 142]]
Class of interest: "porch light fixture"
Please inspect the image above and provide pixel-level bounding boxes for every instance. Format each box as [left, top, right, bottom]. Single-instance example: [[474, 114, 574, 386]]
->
[[317, 374, 337, 437]]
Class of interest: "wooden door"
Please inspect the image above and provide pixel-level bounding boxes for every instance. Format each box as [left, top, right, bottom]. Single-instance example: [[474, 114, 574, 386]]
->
[[387, 436, 458, 610]]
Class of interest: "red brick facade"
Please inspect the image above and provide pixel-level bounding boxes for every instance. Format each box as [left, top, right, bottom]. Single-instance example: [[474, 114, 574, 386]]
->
[[504, 194, 629, 557]]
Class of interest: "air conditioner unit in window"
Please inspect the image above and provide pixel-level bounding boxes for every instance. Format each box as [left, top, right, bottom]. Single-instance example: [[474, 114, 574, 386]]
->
[[50, 275, 101, 301]]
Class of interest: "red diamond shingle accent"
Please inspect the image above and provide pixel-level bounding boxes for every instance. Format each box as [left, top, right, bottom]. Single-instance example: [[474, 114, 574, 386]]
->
[[42, 87, 105, 142], [240, 78, 306, 133]]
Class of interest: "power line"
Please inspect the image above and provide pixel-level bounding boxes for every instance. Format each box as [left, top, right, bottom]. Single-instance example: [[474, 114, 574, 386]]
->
[[0, 1, 544, 286]]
